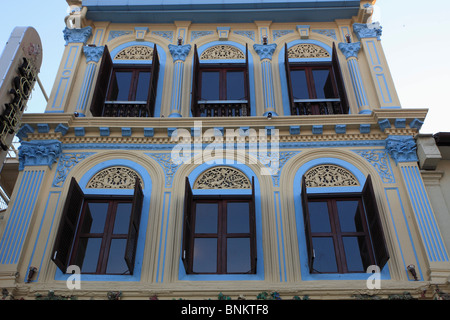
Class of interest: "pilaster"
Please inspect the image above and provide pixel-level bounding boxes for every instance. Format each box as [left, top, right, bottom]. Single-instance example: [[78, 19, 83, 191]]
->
[[168, 44, 191, 117], [254, 43, 278, 116]]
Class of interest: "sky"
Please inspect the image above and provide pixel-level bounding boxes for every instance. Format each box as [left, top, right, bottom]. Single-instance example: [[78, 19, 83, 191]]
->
[[0, 0, 449, 134]]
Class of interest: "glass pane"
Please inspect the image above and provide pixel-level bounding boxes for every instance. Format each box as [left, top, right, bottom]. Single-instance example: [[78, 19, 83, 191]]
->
[[343, 236, 369, 272], [195, 203, 218, 233], [135, 71, 151, 101], [226, 71, 245, 100], [81, 202, 108, 234], [312, 69, 335, 99], [106, 239, 129, 274], [227, 202, 250, 233], [337, 200, 364, 232], [74, 238, 102, 273], [308, 201, 331, 232], [193, 238, 217, 273], [201, 71, 220, 100], [227, 238, 251, 273], [312, 237, 337, 273], [110, 71, 132, 101], [113, 203, 133, 234], [290, 69, 309, 99]]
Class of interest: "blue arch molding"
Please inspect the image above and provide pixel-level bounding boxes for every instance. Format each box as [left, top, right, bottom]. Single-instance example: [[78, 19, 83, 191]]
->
[[83, 1, 360, 24], [109, 41, 166, 118], [191, 41, 257, 117], [293, 157, 391, 281], [179, 162, 264, 281], [278, 40, 332, 116], [54, 159, 152, 282]]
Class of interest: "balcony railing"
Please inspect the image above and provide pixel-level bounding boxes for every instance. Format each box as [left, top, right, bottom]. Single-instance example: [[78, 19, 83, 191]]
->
[[197, 100, 249, 117], [102, 101, 151, 117], [292, 98, 344, 116]]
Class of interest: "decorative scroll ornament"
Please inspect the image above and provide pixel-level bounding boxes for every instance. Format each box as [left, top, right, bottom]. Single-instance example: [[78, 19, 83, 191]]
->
[[114, 45, 153, 60], [200, 45, 245, 60], [194, 166, 251, 189], [86, 166, 142, 189], [287, 43, 330, 59], [304, 164, 359, 187]]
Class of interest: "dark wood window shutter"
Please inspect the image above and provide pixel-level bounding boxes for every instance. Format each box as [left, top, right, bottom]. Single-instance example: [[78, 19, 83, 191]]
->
[[284, 43, 295, 115], [90, 45, 113, 116], [146, 45, 160, 117], [362, 175, 390, 270], [182, 177, 194, 272], [332, 42, 349, 114], [250, 176, 257, 273], [125, 178, 144, 274], [301, 176, 315, 272], [51, 177, 84, 273], [191, 44, 200, 117]]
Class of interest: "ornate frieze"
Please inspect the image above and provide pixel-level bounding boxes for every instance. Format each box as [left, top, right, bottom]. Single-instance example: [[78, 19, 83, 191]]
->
[[233, 31, 255, 41], [353, 149, 395, 183], [304, 164, 359, 187], [194, 166, 251, 189], [146, 153, 183, 188], [86, 166, 142, 189], [52, 152, 95, 187], [63, 26, 92, 45], [18, 140, 62, 171], [287, 43, 330, 59], [114, 45, 154, 60], [107, 30, 133, 42], [311, 29, 337, 40], [200, 45, 245, 60], [385, 135, 418, 164]]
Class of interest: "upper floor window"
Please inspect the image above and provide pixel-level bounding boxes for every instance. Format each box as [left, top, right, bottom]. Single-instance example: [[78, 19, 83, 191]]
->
[[285, 43, 349, 115], [89, 45, 160, 117], [191, 44, 250, 117]]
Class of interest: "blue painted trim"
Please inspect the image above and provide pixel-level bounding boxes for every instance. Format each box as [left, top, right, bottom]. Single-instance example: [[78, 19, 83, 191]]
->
[[179, 162, 264, 281], [54, 159, 152, 281], [293, 157, 391, 280]]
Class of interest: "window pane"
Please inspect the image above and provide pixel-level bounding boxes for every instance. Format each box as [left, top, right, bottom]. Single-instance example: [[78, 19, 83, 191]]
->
[[106, 239, 129, 274], [226, 71, 245, 100], [195, 203, 218, 233], [227, 202, 249, 233], [74, 238, 102, 273], [291, 69, 309, 99], [312, 237, 337, 273], [227, 238, 251, 273], [308, 201, 331, 232], [312, 69, 335, 99], [110, 71, 132, 101], [135, 71, 151, 101], [337, 200, 364, 232], [81, 202, 108, 234], [201, 71, 220, 100], [193, 238, 217, 273], [343, 236, 370, 272], [113, 203, 132, 234]]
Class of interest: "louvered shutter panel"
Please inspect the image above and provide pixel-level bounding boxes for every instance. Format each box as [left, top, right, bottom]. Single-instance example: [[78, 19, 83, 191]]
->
[[124, 178, 144, 274], [362, 175, 389, 270], [250, 176, 257, 273], [51, 177, 84, 273], [190, 45, 200, 117], [284, 43, 295, 115], [146, 45, 160, 117], [301, 176, 314, 272], [332, 42, 349, 114], [89, 45, 113, 116], [182, 177, 194, 272]]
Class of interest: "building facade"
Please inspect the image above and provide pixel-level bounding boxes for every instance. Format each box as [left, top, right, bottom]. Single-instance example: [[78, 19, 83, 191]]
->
[[1, 0, 449, 300]]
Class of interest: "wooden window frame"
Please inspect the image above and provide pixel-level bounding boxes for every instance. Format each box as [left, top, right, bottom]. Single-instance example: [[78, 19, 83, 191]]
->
[[106, 67, 153, 102]]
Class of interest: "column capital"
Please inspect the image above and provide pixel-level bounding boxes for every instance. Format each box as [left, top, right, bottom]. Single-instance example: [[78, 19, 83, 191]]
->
[[385, 135, 418, 164], [338, 42, 361, 59], [253, 43, 277, 61], [83, 45, 105, 63], [168, 44, 191, 62], [18, 140, 62, 171], [353, 22, 383, 40], [63, 26, 92, 45]]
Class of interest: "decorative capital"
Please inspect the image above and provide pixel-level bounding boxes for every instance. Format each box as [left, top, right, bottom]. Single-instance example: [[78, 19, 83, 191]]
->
[[338, 42, 361, 59], [168, 44, 191, 62], [253, 43, 277, 61], [63, 26, 92, 45], [18, 140, 62, 171], [385, 135, 418, 164], [83, 45, 105, 63], [353, 22, 382, 40]]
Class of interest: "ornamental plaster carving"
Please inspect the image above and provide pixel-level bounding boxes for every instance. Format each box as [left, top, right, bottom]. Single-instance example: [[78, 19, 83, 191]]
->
[[200, 45, 245, 60], [194, 166, 251, 189], [18, 140, 62, 171], [304, 164, 359, 187], [114, 45, 154, 60], [287, 43, 330, 59], [86, 166, 142, 189]]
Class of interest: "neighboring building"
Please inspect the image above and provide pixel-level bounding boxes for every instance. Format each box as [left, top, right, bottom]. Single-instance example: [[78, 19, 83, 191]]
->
[[0, 0, 449, 300]]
